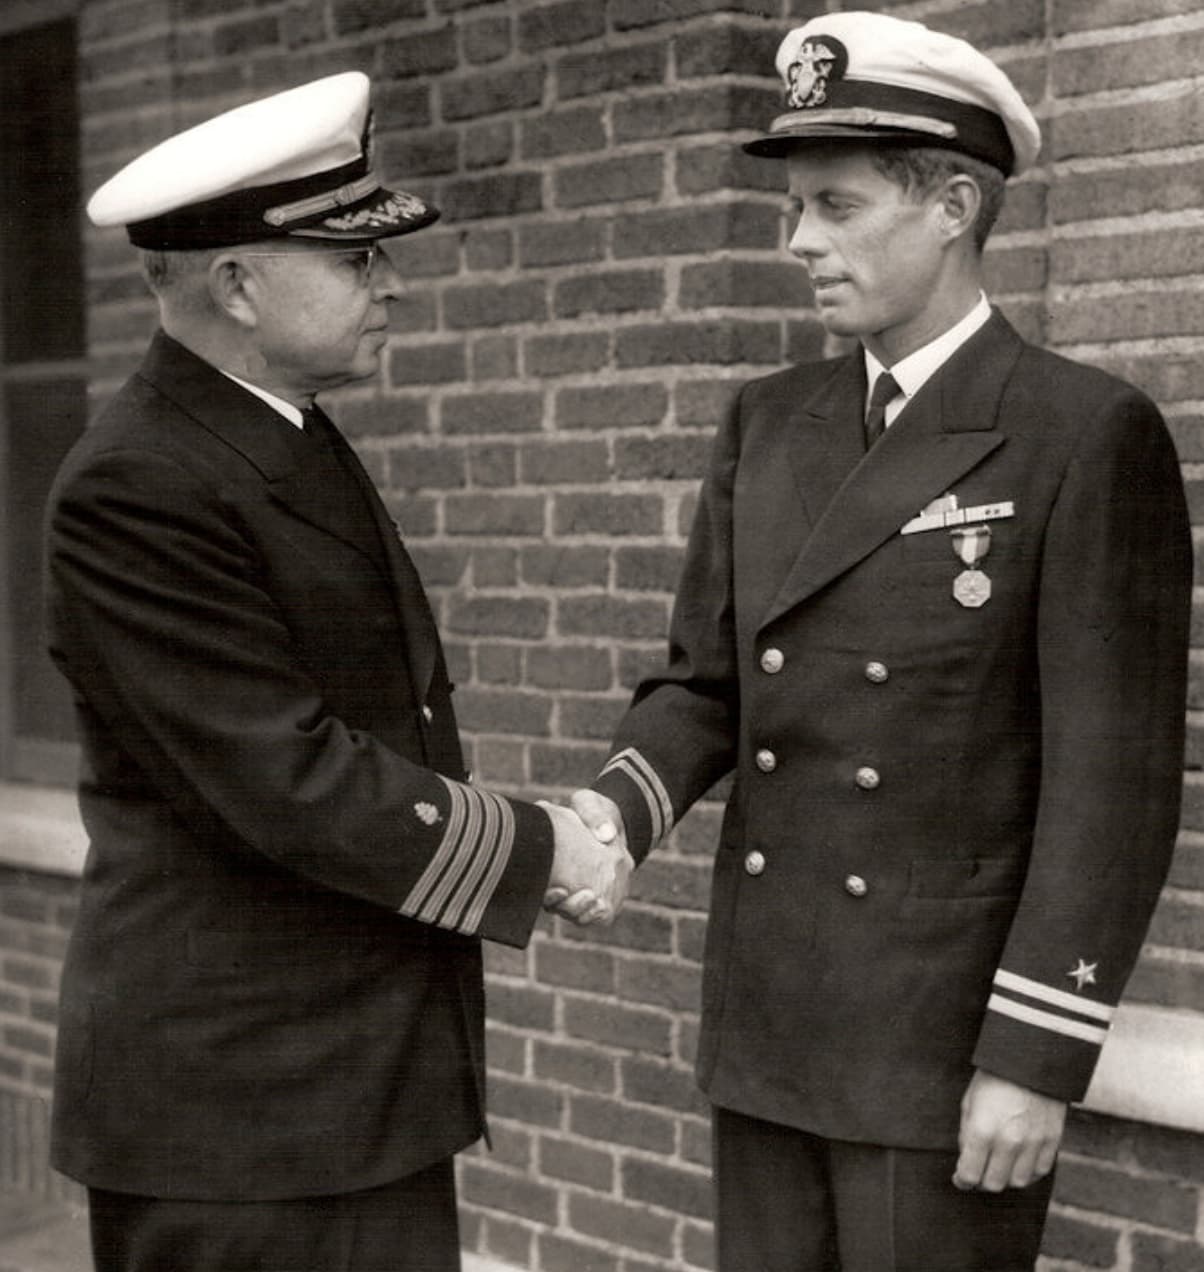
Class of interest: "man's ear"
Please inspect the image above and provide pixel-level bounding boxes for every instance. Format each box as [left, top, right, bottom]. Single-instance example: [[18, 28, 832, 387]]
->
[[207, 254, 259, 328], [936, 173, 982, 246]]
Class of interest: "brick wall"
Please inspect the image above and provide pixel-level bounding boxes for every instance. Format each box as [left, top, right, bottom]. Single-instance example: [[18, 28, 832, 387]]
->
[[1, 0, 1201, 1268]]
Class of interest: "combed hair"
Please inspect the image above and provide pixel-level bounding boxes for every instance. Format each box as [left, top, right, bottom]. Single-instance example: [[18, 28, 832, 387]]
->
[[139, 248, 220, 310], [868, 146, 1007, 251]]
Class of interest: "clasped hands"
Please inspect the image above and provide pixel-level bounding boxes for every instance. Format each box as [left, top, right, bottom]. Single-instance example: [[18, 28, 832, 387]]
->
[[540, 790, 632, 926]]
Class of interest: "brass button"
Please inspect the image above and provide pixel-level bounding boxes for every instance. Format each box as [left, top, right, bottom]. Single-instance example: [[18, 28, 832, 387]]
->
[[760, 648, 785, 675], [755, 748, 777, 773], [422, 704, 434, 723], [745, 851, 766, 877], [864, 661, 889, 684], [855, 766, 880, 790], [844, 874, 868, 898]]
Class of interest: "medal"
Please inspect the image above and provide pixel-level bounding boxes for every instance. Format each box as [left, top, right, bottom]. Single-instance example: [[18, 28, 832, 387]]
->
[[951, 524, 991, 608]]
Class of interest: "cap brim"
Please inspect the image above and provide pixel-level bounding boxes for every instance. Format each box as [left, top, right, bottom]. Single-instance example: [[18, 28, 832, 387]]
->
[[743, 123, 940, 158], [287, 184, 440, 242]]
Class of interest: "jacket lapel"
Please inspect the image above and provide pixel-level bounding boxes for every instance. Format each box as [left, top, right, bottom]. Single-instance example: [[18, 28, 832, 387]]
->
[[761, 311, 1023, 630], [137, 333, 440, 705]]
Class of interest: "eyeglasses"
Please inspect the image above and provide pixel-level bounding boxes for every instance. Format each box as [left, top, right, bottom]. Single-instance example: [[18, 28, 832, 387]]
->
[[237, 243, 381, 286]]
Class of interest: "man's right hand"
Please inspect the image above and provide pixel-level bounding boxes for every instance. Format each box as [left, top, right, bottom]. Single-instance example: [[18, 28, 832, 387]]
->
[[539, 795, 631, 926]]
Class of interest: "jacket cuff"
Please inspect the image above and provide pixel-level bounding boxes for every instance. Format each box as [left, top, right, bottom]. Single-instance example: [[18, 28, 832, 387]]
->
[[972, 968, 1114, 1102], [593, 746, 675, 864], [396, 776, 553, 949]]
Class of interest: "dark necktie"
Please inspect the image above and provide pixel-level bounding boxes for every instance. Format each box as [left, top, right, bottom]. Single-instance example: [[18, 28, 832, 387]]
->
[[864, 371, 900, 449]]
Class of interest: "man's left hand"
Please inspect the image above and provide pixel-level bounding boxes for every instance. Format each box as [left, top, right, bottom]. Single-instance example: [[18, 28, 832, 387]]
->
[[953, 1069, 1067, 1192]]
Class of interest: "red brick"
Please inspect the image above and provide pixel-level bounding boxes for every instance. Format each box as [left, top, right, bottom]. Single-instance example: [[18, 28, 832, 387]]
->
[[380, 24, 458, 77], [440, 64, 545, 122], [535, 942, 617, 994], [680, 259, 813, 310], [675, 22, 775, 78], [521, 106, 607, 159], [462, 13, 511, 64], [1052, 288, 1204, 346], [455, 687, 551, 736], [1058, 28, 1204, 97], [1053, 88, 1204, 161], [518, 218, 608, 268], [611, 0, 771, 27], [558, 595, 669, 640], [614, 84, 775, 144], [925, 0, 1045, 45], [631, 857, 713, 911], [615, 320, 781, 369], [554, 154, 665, 209], [618, 957, 702, 1013], [558, 696, 628, 741], [557, 382, 669, 430], [1054, 228, 1204, 285], [1040, 1209, 1118, 1268], [388, 339, 466, 385], [1055, 1159, 1199, 1232], [528, 741, 611, 789], [677, 915, 708, 963], [614, 545, 687, 593], [442, 391, 545, 435], [1145, 894, 1204, 952], [539, 1135, 616, 1190], [676, 142, 790, 196], [1054, 0, 1201, 34], [471, 335, 520, 383], [332, 0, 425, 34], [445, 279, 547, 330], [479, 1215, 535, 1269], [519, 1, 607, 52], [533, 1038, 618, 1093], [1055, 159, 1204, 226], [527, 645, 613, 691], [464, 226, 513, 272], [3, 1024, 53, 1058], [555, 270, 665, 319], [563, 997, 674, 1056], [567, 1191, 675, 1258], [569, 1092, 677, 1152], [1132, 1232, 1204, 1272], [553, 493, 664, 536], [520, 545, 611, 588], [380, 128, 460, 176], [469, 638, 520, 680], [446, 595, 550, 638], [524, 332, 611, 378], [983, 246, 1047, 296], [621, 1055, 707, 1115], [460, 1159, 559, 1225], [466, 442, 517, 487], [614, 202, 779, 258], [674, 377, 741, 428], [383, 233, 457, 286], [557, 41, 668, 99], [441, 170, 543, 221], [486, 980, 558, 1032], [538, 1232, 620, 1272], [1168, 835, 1204, 890], [445, 493, 546, 536], [622, 1157, 711, 1220], [464, 119, 515, 170], [520, 439, 610, 485], [682, 1218, 715, 1268], [475, 737, 528, 786]]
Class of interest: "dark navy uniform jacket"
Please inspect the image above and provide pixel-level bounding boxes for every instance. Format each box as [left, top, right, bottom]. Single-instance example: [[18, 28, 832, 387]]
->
[[594, 311, 1191, 1150], [45, 332, 553, 1200]]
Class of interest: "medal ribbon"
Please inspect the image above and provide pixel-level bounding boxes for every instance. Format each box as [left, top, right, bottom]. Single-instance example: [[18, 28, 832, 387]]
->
[[951, 523, 991, 567]]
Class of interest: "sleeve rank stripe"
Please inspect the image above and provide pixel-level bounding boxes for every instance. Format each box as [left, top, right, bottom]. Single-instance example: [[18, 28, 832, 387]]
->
[[446, 790, 514, 936], [987, 993, 1109, 1046], [993, 969, 1114, 1023], [400, 778, 513, 934], [601, 747, 673, 845]]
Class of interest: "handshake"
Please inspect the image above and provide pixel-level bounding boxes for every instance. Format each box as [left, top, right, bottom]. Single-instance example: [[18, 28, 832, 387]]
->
[[540, 790, 633, 927]]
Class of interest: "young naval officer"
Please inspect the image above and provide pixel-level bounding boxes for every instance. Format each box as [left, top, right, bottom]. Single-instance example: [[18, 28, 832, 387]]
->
[[566, 11, 1192, 1270], [45, 72, 631, 1272]]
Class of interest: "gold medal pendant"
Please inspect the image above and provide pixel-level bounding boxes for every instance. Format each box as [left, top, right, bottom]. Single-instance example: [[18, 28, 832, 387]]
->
[[950, 524, 992, 608], [953, 568, 991, 607]]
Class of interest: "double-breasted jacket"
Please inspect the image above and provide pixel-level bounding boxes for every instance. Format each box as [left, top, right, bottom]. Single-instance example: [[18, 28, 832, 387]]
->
[[45, 333, 553, 1200], [594, 312, 1191, 1148]]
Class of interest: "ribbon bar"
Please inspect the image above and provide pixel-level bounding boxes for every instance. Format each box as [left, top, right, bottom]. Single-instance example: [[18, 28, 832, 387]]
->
[[901, 500, 1015, 535]]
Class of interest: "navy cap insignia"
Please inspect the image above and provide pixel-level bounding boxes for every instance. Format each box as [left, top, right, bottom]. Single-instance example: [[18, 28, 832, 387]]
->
[[786, 36, 847, 110]]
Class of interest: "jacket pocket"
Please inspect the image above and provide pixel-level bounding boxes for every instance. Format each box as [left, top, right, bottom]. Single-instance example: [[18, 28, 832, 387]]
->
[[907, 855, 1025, 900]]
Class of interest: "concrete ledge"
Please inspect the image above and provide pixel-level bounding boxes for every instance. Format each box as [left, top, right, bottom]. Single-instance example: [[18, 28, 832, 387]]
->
[[1081, 1001, 1204, 1132], [1, 785, 1202, 1139], [0, 783, 86, 878]]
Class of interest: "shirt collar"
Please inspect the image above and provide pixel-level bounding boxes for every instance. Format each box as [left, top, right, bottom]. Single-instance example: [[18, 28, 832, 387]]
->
[[864, 292, 992, 413], [220, 370, 306, 430]]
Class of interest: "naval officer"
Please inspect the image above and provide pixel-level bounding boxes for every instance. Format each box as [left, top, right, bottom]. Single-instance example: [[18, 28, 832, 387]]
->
[[45, 72, 631, 1272], [568, 11, 1192, 1269]]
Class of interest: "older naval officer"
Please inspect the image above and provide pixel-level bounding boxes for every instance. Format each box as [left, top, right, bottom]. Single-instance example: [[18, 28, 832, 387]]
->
[[567, 11, 1192, 1270], [45, 72, 631, 1272]]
